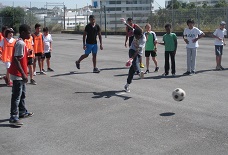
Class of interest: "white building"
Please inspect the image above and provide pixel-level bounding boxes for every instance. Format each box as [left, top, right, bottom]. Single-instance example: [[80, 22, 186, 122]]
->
[[91, 0, 155, 30]]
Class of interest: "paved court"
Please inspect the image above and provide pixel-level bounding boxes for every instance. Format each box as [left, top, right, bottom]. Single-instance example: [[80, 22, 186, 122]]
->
[[0, 34, 228, 155]]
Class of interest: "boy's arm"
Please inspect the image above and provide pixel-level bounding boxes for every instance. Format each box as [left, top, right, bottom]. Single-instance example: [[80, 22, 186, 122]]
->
[[14, 56, 27, 82], [174, 37, 178, 54], [125, 27, 129, 47], [83, 30, 87, 50], [98, 27, 103, 50]]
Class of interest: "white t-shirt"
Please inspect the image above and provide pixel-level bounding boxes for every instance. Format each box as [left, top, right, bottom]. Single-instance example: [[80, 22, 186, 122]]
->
[[183, 27, 204, 48], [130, 34, 146, 55], [43, 34, 53, 53], [213, 28, 227, 45]]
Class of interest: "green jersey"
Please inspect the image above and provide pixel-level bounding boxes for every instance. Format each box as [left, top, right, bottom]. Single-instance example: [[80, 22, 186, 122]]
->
[[163, 33, 177, 51], [145, 31, 157, 51]]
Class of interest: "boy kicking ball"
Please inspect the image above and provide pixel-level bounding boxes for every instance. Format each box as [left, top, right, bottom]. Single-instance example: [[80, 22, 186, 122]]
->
[[124, 28, 146, 93]]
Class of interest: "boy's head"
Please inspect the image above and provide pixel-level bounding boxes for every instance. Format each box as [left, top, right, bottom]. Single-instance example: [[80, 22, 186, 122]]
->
[[43, 27, 49, 35], [186, 19, 194, 29], [19, 24, 31, 40], [89, 15, 95, 24], [220, 21, 226, 29], [35, 23, 41, 33], [145, 23, 151, 31], [5, 28, 14, 38], [134, 28, 142, 39], [127, 18, 133, 25], [165, 23, 172, 33]]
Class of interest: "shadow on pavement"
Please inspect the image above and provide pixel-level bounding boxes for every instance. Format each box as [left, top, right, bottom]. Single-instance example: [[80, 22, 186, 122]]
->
[[0, 119, 21, 128], [75, 90, 131, 100], [51, 71, 91, 77], [100, 67, 128, 71], [159, 112, 175, 116]]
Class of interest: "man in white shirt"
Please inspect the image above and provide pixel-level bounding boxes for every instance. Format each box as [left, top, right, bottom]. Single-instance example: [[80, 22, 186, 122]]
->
[[213, 21, 227, 70], [183, 19, 205, 75]]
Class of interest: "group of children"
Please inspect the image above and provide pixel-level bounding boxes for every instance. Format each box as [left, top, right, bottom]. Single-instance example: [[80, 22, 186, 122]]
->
[[0, 23, 53, 86], [0, 23, 53, 126]]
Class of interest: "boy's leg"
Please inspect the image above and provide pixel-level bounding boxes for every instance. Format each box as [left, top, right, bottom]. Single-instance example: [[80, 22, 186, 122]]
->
[[146, 57, 149, 70], [186, 48, 192, 72], [170, 51, 176, 74], [92, 44, 98, 69], [33, 56, 37, 72], [127, 49, 139, 84], [164, 52, 169, 74], [191, 48, 197, 72], [18, 82, 28, 116]]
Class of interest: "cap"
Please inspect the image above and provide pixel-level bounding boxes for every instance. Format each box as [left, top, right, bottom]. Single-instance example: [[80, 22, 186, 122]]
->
[[6, 28, 14, 32], [220, 21, 226, 25]]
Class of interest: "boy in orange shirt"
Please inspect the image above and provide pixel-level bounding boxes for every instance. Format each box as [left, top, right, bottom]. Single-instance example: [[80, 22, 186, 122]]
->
[[0, 28, 16, 86], [32, 23, 45, 75]]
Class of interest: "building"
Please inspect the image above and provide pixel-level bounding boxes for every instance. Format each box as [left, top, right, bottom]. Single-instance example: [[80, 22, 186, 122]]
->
[[91, 0, 155, 31]]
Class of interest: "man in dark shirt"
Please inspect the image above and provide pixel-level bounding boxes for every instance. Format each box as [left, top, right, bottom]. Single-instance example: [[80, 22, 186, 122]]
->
[[75, 15, 103, 73]]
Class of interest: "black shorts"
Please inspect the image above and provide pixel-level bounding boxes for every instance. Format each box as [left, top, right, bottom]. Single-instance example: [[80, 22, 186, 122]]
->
[[145, 50, 157, 57], [27, 57, 33, 65], [41, 52, 51, 59], [35, 53, 43, 57]]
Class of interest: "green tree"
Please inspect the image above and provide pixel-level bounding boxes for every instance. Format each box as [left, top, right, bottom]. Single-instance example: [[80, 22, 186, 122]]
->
[[214, 0, 228, 7], [166, 0, 181, 10]]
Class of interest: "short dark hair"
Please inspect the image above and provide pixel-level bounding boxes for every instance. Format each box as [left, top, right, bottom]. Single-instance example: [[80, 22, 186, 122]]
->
[[89, 15, 95, 19], [165, 23, 172, 28], [43, 27, 49, 32], [127, 18, 133, 21], [134, 28, 142, 35], [1, 26, 8, 33], [35, 23, 41, 29], [187, 19, 194, 25], [19, 24, 31, 34]]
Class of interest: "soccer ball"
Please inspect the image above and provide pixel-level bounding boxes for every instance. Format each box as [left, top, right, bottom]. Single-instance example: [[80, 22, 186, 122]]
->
[[172, 88, 186, 101]]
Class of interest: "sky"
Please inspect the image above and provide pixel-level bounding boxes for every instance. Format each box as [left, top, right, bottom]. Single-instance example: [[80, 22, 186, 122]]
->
[[1, 0, 165, 9]]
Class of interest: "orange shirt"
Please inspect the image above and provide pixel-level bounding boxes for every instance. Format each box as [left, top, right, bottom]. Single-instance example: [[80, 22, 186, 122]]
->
[[0, 33, 3, 60], [25, 36, 34, 58], [32, 33, 44, 53], [1, 38, 16, 62]]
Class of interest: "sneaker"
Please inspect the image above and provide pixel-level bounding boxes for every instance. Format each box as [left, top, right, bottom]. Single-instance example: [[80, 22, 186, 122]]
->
[[191, 71, 196, 75], [144, 69, 149, 74], [9, 118, 23, 127], [19, 112, 34, 118], [93, 67, 100, 73], [47, 68, 54, 72], [139, 71, 144, 79], [183, 71, 191, 75], [124, 84, 130, 93], [30, 79, 37, 85], [7, 81, 13, 87], [40, 71, 46, 75], [75, 61, 80, 69], [33, 72, 36, 76], [216, 66, 221, 70], [140, 63, 144, 68], [172, 73, 176, 76], [220, 66, 225, 70], [162, 73, 169, 76], [154, 67, 159, 72], [42, 69, 46, 72]]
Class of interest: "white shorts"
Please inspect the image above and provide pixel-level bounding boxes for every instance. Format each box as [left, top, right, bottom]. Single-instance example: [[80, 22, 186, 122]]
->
[[4, 62, 11, 69]]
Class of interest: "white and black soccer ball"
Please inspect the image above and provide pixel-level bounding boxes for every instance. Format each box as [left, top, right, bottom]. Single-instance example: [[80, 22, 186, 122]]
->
[[172, 88, 186, 101]]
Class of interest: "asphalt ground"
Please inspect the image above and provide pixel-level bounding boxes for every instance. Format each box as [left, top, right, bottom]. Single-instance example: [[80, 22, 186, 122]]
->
[[0, 34, 228, 155]]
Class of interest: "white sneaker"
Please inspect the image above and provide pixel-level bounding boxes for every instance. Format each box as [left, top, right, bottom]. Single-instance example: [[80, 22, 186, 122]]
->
[[124, 84, 130, 93], [139, 71, 144, 79], [33, 72, 36, 76], [40, 71, 46, 75]]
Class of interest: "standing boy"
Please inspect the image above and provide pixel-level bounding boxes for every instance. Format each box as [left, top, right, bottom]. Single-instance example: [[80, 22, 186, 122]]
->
[[124, 18, 144, 68], [159, 24, 177, 76], [144, 23, 159, 74], [183, 19, 205, 75], [8, 24, 34, 126], [42, 27, 54, 72], [32, 23, 45, 75], [75, 15, 103, 73], [213, 21, 227, 70], [124, 28, 146, 93]]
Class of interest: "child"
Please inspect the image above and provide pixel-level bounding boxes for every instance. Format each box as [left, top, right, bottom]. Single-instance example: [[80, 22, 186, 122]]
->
[[125, 18, 144, 68], [75, 15, 103, 73], [32, 23, 45, 75], [144, 23, 159, 74], [0, 28, 16, 86], [183, 19, 205, 75], [159, 24, 177, 76], [213, 21, 227, 70], [42, 27, 54, 72], [124, 28, 146, 93], [8, 24, 34, 126], [25, 35, 37, 85]]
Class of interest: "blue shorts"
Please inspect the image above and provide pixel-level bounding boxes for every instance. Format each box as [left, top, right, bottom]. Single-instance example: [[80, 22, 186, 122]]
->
[[85, 44, 98, 55]]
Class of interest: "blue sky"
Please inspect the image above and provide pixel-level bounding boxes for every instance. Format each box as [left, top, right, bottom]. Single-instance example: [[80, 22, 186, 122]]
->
[[1, 0, 165, 9]]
